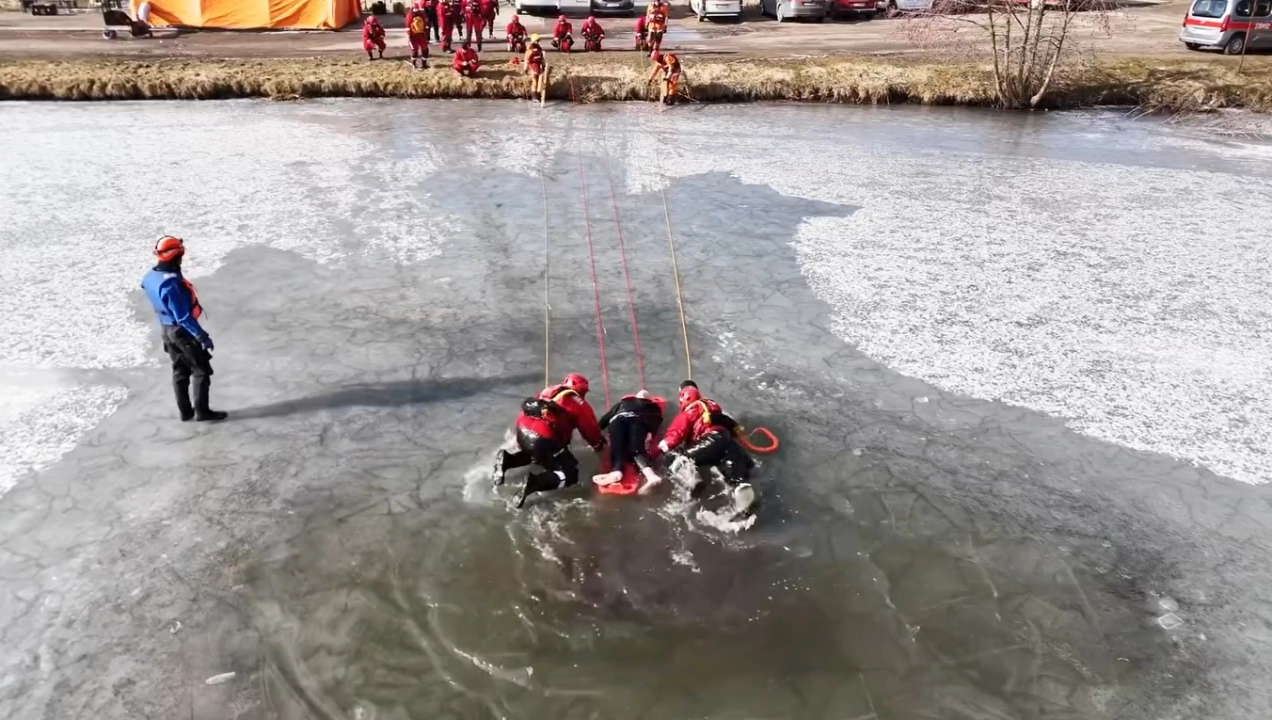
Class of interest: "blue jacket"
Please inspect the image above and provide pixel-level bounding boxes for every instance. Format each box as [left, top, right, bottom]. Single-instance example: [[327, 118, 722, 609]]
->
[[141, 269, 206, 339]]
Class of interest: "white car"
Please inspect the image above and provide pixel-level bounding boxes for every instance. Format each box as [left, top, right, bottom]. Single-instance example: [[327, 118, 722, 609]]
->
[[884, 0, 933, 11], [691, 0, 744, 20], [515, 0, 561, 15]]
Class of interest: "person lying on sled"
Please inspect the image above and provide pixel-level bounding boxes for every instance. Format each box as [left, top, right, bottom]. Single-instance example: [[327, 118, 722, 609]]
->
[[593, 389, 666, 489]]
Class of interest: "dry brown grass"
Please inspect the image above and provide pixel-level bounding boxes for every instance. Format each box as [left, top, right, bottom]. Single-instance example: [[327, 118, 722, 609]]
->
[[1, 53, 1270, 112]]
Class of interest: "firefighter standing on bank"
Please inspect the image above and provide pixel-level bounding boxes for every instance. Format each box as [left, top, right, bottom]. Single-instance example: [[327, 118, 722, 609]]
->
[[648, 51, 683, 104], [140, 236, 228, 423]]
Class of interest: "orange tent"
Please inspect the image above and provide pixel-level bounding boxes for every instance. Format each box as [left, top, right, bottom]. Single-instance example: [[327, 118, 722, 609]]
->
[[137, 0, 360, 29]]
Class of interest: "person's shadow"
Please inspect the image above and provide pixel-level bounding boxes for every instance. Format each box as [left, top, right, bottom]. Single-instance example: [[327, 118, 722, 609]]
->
[[232, 373, 539, 420]]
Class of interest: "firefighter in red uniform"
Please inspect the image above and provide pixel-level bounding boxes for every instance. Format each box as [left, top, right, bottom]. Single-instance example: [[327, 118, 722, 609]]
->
[[580, 15, 604, 52], [361, 15, 386, 60], [495, 374, 606, 508], [524, 33, 547, 96], [440, 0, 459, 51], [452, 39, 480, 76], [551, 14, 573, 52], [645, 0, 667, 55], [659, 381, 754, 503], [648, 51, 683, 104], [479, 0, 498, 39], [633, 14, 647, 51], [406, 1, 431, 68], [506, 14, 528, 53], [462, 0, 484, 50]]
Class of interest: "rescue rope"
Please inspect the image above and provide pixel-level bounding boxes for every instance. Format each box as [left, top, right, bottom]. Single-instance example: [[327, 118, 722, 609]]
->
[[571, 80, 613, 408], [540, 169, 552, 388], [655, 137, 782, 456], [654, 142, 692, 381], [599, 121, 648, 391]]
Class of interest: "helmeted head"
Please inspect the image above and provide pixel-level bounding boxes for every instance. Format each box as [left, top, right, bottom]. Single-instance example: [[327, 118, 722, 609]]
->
[[154, 235, 185, 263], [587, 14, 595, 21], [530, 32, 540, 41], [366, 14, 379, 23], [562, 373, 590, 396], [677, 380, 700, 409], [651, 51, 663, 64], [558, 13, 566, 20]]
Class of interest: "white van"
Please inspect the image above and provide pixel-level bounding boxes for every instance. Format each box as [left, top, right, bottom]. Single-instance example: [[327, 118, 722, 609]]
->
[[691, 0, 744, 20]]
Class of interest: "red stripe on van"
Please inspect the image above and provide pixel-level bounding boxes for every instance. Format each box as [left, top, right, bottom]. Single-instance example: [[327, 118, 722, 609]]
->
[[1184, 16, 1254, 29]]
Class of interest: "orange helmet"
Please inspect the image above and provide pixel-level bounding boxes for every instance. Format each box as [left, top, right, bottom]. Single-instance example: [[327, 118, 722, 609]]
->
[[154, 235, 185, 262], [562, 373, 590, 396]]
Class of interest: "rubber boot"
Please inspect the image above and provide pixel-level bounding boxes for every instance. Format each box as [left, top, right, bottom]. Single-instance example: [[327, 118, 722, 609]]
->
[[193, 376, 228, 422], [174, 378, 195, 422]]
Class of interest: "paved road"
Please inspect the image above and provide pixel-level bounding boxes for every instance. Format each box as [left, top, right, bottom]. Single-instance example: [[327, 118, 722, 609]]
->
[[0, 0, 1214, 59]]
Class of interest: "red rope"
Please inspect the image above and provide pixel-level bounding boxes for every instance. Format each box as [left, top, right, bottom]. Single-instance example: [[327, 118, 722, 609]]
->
[[571, 79, 612, 408], [599, 127, 647, 391]]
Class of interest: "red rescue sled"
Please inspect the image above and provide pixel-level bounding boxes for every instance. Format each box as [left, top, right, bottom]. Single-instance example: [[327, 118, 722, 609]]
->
[[595, 461, 643, 496]]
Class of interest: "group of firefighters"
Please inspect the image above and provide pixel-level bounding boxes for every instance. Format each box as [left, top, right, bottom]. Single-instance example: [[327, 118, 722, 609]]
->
[[360, 0, 683, 102], [496, 376, 757, 514]]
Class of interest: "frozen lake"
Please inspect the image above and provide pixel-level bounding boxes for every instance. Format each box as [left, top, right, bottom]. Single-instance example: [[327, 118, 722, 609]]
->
[[0, 100, 1270, 720]]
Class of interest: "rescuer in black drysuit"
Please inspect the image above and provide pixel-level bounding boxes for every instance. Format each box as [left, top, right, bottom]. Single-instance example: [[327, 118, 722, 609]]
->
[[593, 389, 667, 488]]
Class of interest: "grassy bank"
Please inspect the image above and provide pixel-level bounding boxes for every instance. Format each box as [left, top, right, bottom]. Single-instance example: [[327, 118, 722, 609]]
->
[[1, 54, 1269, 111]]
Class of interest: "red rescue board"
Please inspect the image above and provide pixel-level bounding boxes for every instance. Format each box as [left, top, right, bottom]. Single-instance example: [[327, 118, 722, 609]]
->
[[595, 461, 642, 496]]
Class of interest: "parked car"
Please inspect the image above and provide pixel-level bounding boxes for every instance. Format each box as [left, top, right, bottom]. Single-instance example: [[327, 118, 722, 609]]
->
[[691, 0, 744, 20], [592, 0, 635, 14], [882, 0, 932, 12], [1181, 0, 1272, 53], [515, 0, 558, 15], [827, 0, 879, 18], [760, 0, 827, 21]]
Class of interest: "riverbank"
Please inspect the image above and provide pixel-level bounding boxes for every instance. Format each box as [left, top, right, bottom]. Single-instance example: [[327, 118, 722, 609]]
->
[[1, 54, 1270, 111]]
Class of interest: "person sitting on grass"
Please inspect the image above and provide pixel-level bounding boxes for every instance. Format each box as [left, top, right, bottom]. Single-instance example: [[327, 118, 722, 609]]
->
[[452, 39, 480, 77], [362, 15, 386, 61]]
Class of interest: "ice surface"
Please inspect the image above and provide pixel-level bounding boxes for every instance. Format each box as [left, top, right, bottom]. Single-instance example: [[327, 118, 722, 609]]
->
[[1, 101, 1270, 720]]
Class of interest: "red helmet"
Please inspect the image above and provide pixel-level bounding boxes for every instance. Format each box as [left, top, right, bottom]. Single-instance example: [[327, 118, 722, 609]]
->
[[154, 235, 185, 262], [587, 14, 595, 20], [558, 13, 567, 20], [678, 384, 701, 409], [562, 373, 589, 395], [651, 51, 663, 64]]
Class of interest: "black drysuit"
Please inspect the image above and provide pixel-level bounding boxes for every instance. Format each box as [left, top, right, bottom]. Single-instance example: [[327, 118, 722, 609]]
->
[[598, 396, 664, 473]]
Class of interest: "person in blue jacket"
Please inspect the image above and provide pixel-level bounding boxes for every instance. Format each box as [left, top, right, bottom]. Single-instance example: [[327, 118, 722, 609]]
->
[[140, 236, 227, 422]]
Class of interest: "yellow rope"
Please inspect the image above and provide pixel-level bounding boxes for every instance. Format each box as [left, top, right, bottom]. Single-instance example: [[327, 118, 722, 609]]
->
[[541, 169, 552, 388], [656, 142, 692, 381]]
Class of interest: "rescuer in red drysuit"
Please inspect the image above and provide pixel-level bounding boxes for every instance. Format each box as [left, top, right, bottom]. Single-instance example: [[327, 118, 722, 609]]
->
[[506, 14, 528, 53], [405, 1, 431, 68], [452, 39, 480, 76], [362, 15, 386, 60], [551, 15, 573, 52], [580, 15, 604, 52], [440, 0, 460, 51], [495, 374, 606, 508], [462, 0, 484, 50], [479, 0, 498, 39], [593, 390, 666, 489], [659, 380, 754, 499]]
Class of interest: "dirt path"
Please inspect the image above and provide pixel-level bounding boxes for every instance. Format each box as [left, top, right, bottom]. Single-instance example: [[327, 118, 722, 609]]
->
[[0, 0, 1211, 60]]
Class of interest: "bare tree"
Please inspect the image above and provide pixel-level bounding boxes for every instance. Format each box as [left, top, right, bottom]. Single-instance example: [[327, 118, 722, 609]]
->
[[903, 0, 1115, 109]]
